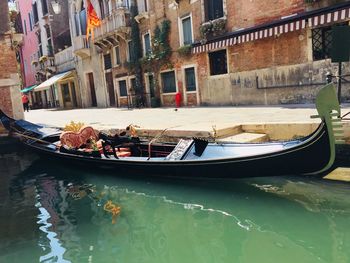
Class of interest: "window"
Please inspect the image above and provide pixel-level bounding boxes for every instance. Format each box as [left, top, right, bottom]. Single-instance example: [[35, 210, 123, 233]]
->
[[32, 3, 39, 24], [62, 83, 71, 102], [23, 19, 27, 35], [119, 80, 127, 97], [312, 26, 332, 60], [47, 39, 53, 56], [312, 23, 348, 61], [205, 0, 224, 21], [42, 0, 48, 15], [117, 0, 130, 8], [24, 59, 28, 75], [45, 26, 51, 39], [143, 33, 151, 56], [114, 46, 121, 65], [130, 78, 136, 93], [161, 71, 176, 93], [74, 13, 80, 36], [80, 7, 87, 35], [38, 32, 43, 57], [180, 16, 193, 45], [28, 13, 33, 31], [185, 67, 196, 91], [209, 50, 227, 75], [104, 54, 112, 70], [99, 0, 105, 19], [127, 41, 133, 61], [137, 0, 148, 13]]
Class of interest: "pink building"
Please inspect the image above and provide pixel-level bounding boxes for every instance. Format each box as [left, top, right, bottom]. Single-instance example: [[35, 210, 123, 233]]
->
[[17, 0, 39, 88]]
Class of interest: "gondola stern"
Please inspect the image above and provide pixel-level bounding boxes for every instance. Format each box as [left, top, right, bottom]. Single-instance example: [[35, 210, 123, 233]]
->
[[307, 83, 342, 175]]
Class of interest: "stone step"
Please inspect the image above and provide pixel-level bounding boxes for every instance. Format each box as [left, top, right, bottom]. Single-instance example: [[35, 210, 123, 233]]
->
[[216, 132, 269, 143], [214, 125, 242, 139], [323, 167, 350, 182]]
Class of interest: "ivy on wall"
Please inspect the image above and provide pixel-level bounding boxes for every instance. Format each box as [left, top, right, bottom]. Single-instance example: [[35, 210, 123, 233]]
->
[[129, 4, 144, 107], [140, 19, 172, 100]]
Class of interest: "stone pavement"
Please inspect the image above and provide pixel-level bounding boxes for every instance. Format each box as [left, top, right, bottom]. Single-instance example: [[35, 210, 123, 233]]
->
[[23, 104, 350, 142]]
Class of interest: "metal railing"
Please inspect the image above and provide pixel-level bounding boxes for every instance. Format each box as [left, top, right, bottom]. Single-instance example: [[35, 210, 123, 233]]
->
[[94, 8, 130, 39], [55, 46, 74, 69], [73, 35, 90, 51], [127, 92, 151, 109]]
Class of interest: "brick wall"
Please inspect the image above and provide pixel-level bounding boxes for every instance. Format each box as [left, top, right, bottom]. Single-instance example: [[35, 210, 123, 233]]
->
[[0, 38, 18, 79], [0, 87, 13, 117], [0, 35, 23, 119], [0, 0, 9, 34]]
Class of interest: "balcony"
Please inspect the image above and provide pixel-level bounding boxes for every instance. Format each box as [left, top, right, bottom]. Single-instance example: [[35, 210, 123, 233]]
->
[[34, 56, 56, 82], [94, 8, 131, 50], [73, 35, 91, 58], [12, 32, 24, 46], [55, 46, 75, 72]]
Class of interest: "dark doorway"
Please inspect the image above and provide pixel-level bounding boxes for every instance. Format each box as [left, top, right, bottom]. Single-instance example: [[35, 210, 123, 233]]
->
[[71, 82, 78, 107], [88, 72, 97, 107], [148, 74, 155, 99], [105, 72, 116, 106]]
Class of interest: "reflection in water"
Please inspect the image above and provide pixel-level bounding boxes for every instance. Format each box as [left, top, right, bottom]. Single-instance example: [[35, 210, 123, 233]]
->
[[0, 147, 350, 263]]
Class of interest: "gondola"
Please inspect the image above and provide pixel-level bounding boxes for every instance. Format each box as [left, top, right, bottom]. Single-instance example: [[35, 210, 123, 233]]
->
[[0, 84, 343, 178]]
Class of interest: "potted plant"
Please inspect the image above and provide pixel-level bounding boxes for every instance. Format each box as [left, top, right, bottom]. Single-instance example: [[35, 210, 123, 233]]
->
[[211, 17, 227, 36], [39, 55, 48, 63], [199, 21, 212, 40], [177, 44, 192, 57]]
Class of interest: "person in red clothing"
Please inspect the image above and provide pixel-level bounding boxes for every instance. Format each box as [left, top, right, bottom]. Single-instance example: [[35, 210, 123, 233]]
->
[[22, 94, 29, 112]]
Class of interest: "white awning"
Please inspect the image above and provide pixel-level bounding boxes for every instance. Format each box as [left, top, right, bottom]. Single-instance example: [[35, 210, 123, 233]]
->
[[35, 71, 74, 92]]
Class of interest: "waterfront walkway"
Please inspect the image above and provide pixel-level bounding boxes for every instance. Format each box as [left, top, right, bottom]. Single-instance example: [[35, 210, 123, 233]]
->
[[24, 104, 350, 141]]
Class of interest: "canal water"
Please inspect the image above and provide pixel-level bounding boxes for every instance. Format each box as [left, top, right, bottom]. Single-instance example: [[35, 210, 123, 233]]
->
[[1, 145, 350, 263]]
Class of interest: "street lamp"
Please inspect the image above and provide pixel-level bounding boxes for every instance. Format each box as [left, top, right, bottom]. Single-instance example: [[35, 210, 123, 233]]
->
[[51, 0, 61, 14]]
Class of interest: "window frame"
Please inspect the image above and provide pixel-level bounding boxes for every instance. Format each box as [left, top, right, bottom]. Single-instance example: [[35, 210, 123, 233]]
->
[[118, 79, 128, 98], [183, 66, 197, 93], [208, 49, 228, 76], [127, 40, 132, 62], [160, 70, 177, 94], [204, 0, 224, 21], [103, 52, 112, 71], [23, 19, 27, 35], [129, 76, 137, 95], [143, 31, 151, 57], [178, 14, 194, 46], [41, 0, 49, 15], [114, 45, 121, 66], [137, 0, 149, 13], [28, 13, 33, 31]]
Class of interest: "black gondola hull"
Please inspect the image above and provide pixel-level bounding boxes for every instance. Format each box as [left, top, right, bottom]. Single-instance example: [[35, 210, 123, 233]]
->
[[20, 124, 331, 179]]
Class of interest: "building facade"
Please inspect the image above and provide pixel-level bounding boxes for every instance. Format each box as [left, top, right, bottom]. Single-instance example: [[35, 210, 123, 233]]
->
[[65, 0, 350, 109], [0, 0, 23, 120], [17, 0, 78, 109], [16, 0, 350, 110], [191, 0, 350, 105]]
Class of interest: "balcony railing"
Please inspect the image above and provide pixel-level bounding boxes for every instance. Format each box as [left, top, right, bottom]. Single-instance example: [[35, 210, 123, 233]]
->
[[55, 46, 74, 72], [72, 35, 91, 58], [94, 8, 130, 40]]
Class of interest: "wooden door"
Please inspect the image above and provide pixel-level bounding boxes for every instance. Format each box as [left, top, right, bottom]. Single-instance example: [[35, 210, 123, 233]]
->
[[88, 72, 97, 107], [105, 72, 116, 106]]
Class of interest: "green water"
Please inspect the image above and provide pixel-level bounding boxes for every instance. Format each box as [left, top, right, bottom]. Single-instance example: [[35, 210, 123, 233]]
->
[[1, 148, 350, 263]]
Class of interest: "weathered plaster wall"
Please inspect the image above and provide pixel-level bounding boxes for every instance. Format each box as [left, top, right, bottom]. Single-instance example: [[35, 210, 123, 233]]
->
[[76, 47, 108, 108], [201, 59, 350, 105], [17, 0, 40, 87]]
